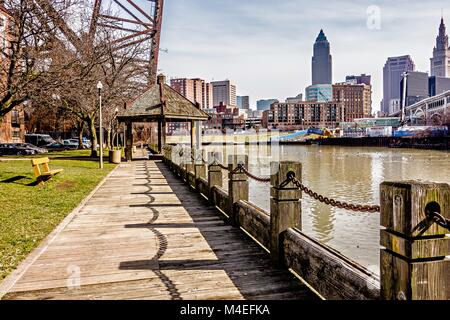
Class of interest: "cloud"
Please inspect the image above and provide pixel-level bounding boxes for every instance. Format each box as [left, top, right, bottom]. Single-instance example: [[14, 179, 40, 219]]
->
[[158, 0, 448, 110]]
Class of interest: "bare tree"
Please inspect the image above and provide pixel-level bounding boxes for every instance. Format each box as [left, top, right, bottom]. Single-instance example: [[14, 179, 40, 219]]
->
[[0, 0, 76, 120]]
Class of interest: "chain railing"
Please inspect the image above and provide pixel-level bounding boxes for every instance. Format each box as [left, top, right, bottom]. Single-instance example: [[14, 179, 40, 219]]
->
[[285, 172, 381, 213], [236, 164, 271, 184], [165, 149, 448, 222]]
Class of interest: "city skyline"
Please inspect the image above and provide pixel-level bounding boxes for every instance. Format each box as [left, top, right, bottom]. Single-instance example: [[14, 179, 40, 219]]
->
[[158, 0, 450, 111]]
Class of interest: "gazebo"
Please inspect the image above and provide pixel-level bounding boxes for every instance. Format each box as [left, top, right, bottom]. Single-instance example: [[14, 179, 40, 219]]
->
[[117, 74, 210, 161]]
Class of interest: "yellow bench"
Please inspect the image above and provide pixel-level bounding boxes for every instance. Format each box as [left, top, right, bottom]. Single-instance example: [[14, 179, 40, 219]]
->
[[31, 157, 63, 186]]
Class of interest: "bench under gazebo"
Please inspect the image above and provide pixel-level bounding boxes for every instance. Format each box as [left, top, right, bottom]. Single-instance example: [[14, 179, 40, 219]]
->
[[117, 74, 209, 161]]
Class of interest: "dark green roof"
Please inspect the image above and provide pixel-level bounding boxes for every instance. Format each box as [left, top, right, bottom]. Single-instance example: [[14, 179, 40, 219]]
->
[[118, 78, 209, 122]]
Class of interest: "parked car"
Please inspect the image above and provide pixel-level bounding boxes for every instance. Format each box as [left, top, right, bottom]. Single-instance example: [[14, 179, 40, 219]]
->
[[69, 138, 90, 149], [0, 143, 38, 156], [14, 143, 48, 154], [44, 142, 66, 152], [25, 134, 55, 147], [62, 139, 79, 150]]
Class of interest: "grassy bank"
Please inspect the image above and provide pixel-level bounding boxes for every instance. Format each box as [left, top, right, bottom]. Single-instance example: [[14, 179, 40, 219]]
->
[[0, 151, 116, 280]]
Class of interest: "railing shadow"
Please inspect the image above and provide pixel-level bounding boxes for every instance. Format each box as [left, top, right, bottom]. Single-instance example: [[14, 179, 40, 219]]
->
[[118, 160, 317, 300]]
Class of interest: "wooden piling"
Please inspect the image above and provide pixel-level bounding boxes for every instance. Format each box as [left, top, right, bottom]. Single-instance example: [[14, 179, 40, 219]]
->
[[270, 161, 302, 267], [380, 181, 450, 300], [228, 155, 249, 226]]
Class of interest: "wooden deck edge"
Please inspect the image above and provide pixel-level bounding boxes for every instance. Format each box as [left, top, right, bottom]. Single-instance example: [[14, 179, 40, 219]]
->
[[0, 164, 121, 299]]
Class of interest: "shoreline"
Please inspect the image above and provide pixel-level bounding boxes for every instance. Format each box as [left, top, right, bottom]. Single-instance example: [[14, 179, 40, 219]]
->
[[166, 136, 450, 151]]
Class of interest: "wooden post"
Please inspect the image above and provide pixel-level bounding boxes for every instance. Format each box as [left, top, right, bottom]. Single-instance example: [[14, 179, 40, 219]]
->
[[185, 148, 194, 175], [228, 155, 249, 226], [270, 161, 302, 267], [194, 149, 206, 181], [208, 152, 223, 205], [125, 122, 133, 162], [380, 181, 450, 300]]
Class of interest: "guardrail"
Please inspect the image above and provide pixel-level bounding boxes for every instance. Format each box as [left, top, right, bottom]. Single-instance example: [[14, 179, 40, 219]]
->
[[162, 145, 450, 300]]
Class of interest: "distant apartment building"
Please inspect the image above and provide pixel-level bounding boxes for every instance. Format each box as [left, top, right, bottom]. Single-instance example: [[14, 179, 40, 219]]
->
[[257, 99, 278, 111], [211, 80, 237, 107], [236, 96, 250, 109], [262, 101, 343, 130], [203, 104, 246, 131], [285, 94, 303, 103], [305, 84, 332, 102], [170, 78, 213, 109], [0, 5, 25, 143], [346, 74, 371, 85], [333, 83, 372, 122], [400, 71, 429, 107], [382, 55, 415, 115]]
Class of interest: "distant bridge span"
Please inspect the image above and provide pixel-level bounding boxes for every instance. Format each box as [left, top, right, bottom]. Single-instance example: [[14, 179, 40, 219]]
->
[[390, 90, 450, 126]]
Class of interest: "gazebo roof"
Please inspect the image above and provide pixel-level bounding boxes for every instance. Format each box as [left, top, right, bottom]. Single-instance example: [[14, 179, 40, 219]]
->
[[117, 75, 209, 123]]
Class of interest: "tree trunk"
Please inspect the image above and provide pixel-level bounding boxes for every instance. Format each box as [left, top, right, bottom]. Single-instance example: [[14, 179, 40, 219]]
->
[[107, 128, 111, 150], [86, 115, 98, 158], [77, 120, 84, 149]]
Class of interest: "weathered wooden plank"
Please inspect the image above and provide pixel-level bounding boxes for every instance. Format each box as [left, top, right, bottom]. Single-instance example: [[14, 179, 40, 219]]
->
[[283, 228, 380, 300]]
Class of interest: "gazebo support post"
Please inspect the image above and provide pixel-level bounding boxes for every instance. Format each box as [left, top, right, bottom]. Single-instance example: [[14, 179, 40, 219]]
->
[[190, 120, 197, 149], [157, 119, 167, 154], [125, 121, 133, 162]]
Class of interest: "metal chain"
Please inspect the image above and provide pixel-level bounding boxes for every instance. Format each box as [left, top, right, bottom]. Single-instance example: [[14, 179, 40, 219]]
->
[[426, 211, 450, 231], [238, 164, 271, 183], [287, 173, 381, 213]]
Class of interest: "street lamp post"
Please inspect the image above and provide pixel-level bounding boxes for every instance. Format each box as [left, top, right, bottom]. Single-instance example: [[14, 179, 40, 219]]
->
[[97, 81, 103, 169]]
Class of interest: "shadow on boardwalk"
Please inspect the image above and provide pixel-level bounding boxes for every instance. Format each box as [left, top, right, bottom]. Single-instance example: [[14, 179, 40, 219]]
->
[[118, 161, 317, 300], [2, 160, 317, 300]]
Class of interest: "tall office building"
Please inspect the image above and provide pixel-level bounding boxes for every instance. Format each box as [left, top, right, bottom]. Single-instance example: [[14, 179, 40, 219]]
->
[[312, 29, 332, 85], [429, 76, 450, 96], [211, 80, 237, 107], [382, 55, 415, 114], [400, 71, 429, 107], [430, 17, 450, 77], [237, 96, 250, 109]]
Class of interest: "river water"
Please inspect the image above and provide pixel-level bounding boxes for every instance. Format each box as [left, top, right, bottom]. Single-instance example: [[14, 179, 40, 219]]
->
[[201, 144, 450, 272]]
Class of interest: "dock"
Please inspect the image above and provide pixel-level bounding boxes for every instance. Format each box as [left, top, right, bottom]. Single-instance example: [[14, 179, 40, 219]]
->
[[0, 160, 316, 300]]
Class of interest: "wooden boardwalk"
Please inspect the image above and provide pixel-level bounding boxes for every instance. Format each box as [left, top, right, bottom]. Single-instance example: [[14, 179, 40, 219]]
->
[[1, 161, 317, 300]]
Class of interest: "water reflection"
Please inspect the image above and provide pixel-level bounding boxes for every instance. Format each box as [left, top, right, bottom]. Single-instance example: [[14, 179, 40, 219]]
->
[[202, 144, 450, 271]]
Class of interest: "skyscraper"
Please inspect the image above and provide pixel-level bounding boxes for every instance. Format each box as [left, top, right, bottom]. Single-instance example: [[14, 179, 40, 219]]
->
[[211, 80, 237, 106], [430, 17, 450, 77], [382, 55, 415, 115], [312, 29, 332, 85]]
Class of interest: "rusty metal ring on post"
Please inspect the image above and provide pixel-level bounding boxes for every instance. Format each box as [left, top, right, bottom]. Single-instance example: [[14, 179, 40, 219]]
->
[[426, 211, 450, 231]]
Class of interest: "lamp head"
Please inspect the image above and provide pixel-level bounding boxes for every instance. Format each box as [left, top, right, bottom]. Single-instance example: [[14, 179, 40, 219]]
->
[[97, 81, 103, 91]]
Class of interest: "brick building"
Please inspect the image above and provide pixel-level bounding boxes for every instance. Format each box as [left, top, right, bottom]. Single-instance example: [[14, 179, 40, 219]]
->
[[332, 83, 372, 122], [0, 4, 25, 143], [262, 101, 344, 130]]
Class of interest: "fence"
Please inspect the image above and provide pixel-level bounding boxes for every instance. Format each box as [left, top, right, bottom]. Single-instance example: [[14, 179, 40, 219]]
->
[[162, 145, 450, 300]]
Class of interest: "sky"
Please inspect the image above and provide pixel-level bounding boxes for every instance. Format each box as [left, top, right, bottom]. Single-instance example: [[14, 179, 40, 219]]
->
[[157, 0, 450, 111]]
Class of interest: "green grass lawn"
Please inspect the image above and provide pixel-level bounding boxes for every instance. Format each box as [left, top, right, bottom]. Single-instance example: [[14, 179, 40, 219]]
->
[[0, 152, 116, 280]]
